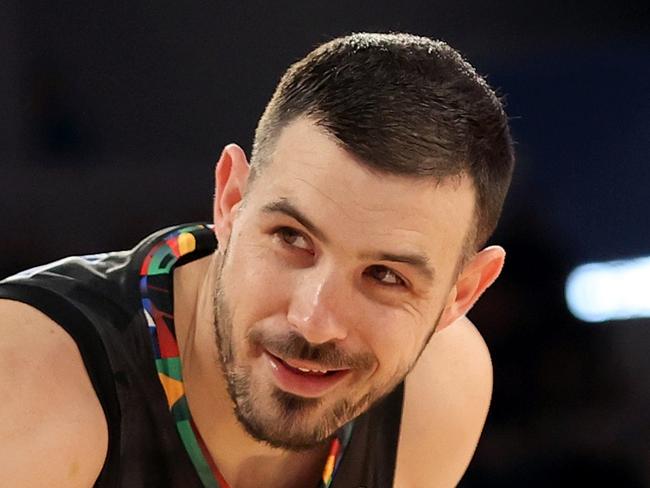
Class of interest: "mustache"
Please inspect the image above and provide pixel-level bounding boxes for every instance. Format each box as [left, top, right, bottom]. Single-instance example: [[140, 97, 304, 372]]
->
[[248, 329, 375, 370]]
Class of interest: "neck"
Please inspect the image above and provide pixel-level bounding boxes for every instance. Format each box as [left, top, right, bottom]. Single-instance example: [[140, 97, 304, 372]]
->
[[172, 254, 328, 488]]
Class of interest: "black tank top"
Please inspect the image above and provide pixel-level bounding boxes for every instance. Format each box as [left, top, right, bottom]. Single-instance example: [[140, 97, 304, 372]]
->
[[0, 224, 403, 488]]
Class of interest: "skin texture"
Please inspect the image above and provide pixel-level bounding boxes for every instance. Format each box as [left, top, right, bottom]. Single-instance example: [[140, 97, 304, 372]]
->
[[395, 315, 494, 487], [0, 300, 108, 487], [0, 117, 503, 487]]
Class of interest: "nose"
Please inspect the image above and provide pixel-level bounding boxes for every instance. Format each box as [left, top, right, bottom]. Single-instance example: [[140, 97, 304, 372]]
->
[[286, 265, 349, 344]]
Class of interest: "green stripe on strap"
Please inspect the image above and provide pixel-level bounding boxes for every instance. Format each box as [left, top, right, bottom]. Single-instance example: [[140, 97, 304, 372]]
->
[[156, 357, 183, 381], [176, 419, 220, 488]]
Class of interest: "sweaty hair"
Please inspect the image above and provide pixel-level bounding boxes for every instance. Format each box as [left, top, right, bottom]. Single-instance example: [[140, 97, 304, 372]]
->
[[250, 32, 515, 250]]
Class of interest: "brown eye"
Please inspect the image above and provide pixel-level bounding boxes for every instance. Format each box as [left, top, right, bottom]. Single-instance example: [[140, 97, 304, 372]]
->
[[365, 265, 406, 287], [276, 227, 312, 252]]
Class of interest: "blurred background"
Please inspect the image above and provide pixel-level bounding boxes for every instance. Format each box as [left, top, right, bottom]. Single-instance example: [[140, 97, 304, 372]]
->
[[2, 1, 648, 485]]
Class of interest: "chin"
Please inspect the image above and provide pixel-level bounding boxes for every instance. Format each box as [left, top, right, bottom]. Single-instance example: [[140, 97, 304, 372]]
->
[[236, 384, 379, 451], [234, 399, 331, 451]]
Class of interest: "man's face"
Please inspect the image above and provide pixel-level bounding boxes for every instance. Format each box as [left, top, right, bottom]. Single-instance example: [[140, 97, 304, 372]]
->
[[213, 118, 475, 450]]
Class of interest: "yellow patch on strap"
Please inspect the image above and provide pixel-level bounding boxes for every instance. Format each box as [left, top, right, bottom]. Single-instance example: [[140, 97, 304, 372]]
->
[[158, 373, 185, 407], [178, 232, 197, 256], [322, 455, 335, 483]]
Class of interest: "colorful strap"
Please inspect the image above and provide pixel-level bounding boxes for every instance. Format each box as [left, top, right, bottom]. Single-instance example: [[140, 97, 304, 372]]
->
[[140, 224, 352, 488]]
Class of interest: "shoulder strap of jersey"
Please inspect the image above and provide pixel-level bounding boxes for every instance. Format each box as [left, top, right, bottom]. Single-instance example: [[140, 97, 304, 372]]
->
[[330, 382, 405, 488]]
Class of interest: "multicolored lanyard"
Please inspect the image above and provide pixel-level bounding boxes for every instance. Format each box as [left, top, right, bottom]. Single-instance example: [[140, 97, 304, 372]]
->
[[139, 224, 352, 488]]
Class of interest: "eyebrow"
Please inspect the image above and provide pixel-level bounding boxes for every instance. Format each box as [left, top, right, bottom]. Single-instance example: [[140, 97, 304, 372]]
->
[[261, 198, 436, 283], [261, 198, 330, 244]]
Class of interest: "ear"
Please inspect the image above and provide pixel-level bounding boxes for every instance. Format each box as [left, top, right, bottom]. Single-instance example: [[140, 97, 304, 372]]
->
[[213, 144, 250, 244], [436, 246, 505, 332]]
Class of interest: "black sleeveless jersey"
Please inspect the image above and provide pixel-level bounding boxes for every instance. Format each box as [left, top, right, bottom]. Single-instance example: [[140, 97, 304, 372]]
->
[[0, 224, 404, 488]]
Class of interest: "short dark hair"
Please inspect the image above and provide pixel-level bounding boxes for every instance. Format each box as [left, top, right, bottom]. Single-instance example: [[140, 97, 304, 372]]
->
[[250, 32, 515, 250]]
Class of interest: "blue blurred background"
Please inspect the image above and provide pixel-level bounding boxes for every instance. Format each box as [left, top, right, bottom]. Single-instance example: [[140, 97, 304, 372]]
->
[[1, 1, 648, 485]]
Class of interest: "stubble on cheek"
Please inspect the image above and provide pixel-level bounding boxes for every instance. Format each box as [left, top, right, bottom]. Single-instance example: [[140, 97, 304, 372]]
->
[[210, 248, 419, 450]]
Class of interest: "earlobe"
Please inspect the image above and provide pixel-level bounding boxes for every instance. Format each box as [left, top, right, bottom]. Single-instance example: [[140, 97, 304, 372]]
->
[[213, 144, 250, 243], [437, 246, 505, 332]]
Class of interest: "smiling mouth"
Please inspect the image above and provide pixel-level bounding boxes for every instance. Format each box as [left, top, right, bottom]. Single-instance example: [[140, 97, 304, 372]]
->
[[268, 349, 350, 374], [273, 355, 342, 376], [264, 350, 352, 397]]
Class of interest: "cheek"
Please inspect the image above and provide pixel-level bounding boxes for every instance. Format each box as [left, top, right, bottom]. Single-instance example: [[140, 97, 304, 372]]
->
[[221, 240, 293, 330], [357, 305, 425, 378]]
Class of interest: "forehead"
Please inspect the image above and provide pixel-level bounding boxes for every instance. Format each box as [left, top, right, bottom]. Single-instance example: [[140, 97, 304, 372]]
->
[[249, 118, 475, 269]]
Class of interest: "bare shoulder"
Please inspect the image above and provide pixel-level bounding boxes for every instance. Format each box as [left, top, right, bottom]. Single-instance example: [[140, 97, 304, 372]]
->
[[0, 299, 108, 487], [394, 316, 493, 488]]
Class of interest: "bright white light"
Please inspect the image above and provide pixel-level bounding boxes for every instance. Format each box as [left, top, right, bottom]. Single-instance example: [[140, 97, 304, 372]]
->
[[566, 256, 650, 322]]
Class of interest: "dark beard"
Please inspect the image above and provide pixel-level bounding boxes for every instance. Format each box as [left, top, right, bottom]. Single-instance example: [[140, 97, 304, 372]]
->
[[211, 248, 439, 451], [223, 362, 378, 451], [212, 260, 381, 450], [213, 286, 378, 450]]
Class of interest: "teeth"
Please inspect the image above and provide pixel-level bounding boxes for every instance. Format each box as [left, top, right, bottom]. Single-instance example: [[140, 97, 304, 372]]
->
[[296, 366, 329, 374]]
